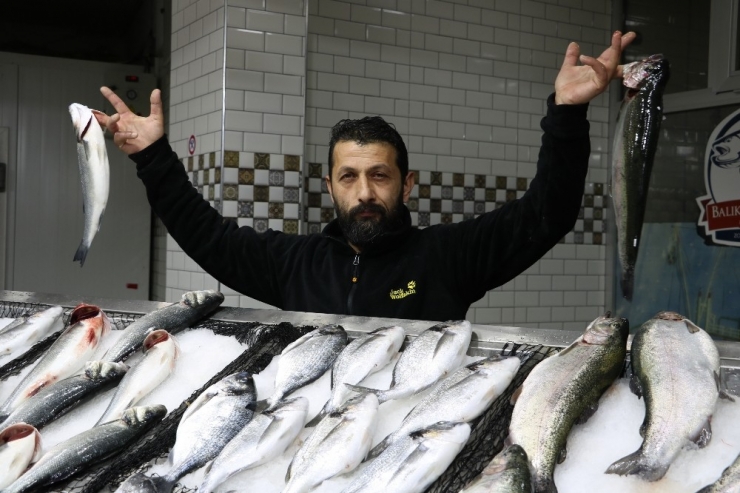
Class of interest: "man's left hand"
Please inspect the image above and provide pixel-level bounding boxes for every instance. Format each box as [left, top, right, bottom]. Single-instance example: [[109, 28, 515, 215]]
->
[[554, 30, 637, 105]]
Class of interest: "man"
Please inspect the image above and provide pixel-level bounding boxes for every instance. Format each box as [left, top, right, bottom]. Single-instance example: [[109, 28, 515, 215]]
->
[[97, 31, 635, 321]]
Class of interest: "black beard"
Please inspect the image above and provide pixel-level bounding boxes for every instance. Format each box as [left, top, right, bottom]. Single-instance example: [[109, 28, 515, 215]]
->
[[335, 194, 405, 248]]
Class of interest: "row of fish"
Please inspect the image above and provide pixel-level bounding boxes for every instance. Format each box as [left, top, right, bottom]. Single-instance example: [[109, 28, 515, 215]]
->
[[0, 290, 224, 491], [114, 319, 523, 492]]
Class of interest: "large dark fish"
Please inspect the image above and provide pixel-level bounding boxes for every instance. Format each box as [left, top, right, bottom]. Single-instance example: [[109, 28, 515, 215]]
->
[[103, 289, 224, 363], [611, 54, 670, 300], [68, 103, 110, 267], [0, 360, 128, 430], [1, 405, 166, 493]]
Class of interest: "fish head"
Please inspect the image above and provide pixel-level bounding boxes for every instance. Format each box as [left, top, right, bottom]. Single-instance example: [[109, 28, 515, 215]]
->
[[68, 103, 94, 143], [318, 324, 347, 338], [85, 360, 129, 381], [270, 396, 310, 417], [411, 421, 471, 445], [582, 313, 630, 346], [180, 290, 225, 311], [142, 329, 180, 359], [483, 444, 529, 475], [219, 371, 256, 396], [341, 392, 380, 416], [121, 405, 167, 428], [0, 423, 43, 462], [69, 303, 102, 325], [711, 131, 740, 168], [622, 54, 670, 96]]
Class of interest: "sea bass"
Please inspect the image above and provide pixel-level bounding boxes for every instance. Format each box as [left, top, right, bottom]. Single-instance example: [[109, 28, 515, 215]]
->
[[103, 289, 224, 363], [96, 330, 179, 425], [284, 393, 379, 493], [348, 320, 472, 403], [117, 372, 256, 493], [0, 304, 110, 419], [342, 421, 471, 493], [68, 103, 110, 267], [255, 324, 347, 413], [368, 355, 520, 460], [697, 451, 740, 493], [611, 54, 670, 300], [606, 311, 725, 481], [1, 405, 165, 493], [307, 325, 405, 427], [0, 305, 64, 359], [461, 444, 532, 493], [198, 396, 309, 492], [0, 424, 43, 489], [1, 360, 128, 430], [507, 313, 629, 493]]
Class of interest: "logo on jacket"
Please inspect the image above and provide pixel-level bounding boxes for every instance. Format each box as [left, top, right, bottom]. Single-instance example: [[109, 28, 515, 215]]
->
[[390, 281, 417, 300]]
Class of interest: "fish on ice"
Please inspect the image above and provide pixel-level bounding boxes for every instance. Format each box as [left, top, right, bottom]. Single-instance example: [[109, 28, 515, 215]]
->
[[0, 305, 64, 359], [460, 444, 532, 493], [0, 423, 43, 489]]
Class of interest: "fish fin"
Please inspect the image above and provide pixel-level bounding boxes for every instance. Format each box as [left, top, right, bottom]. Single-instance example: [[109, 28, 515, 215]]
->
[[629, 373, 643, 399], [605, 448, 668, 481], [720, 389, 736, 402], [684, 319, 701, 333], [692, 420, 712, 448], [574, 402, 599, 425], [366, 434, 395, 461], [510, 384, 523, 405], [251, 398, 272, 414], [305, 405, 328, 428], [74, 241, 89, 267], [181, 391, 219, 423], [344, 383, 385, 401], [433, 329, 457, 358], [557, 447, 567, 464]]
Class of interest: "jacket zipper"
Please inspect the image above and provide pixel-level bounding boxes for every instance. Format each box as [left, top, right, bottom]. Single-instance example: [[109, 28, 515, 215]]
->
[[347, 254, 360, 314]]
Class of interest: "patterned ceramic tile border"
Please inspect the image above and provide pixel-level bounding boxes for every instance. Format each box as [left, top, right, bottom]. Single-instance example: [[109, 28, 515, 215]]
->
[[303, 163, 607, 245]]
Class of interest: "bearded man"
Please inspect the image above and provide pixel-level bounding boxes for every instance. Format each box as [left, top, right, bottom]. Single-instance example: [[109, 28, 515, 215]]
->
[[97, 31, 635, 321]]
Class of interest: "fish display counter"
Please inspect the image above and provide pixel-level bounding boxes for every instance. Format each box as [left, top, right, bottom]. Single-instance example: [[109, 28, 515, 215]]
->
[[1, 290, 740, 493]]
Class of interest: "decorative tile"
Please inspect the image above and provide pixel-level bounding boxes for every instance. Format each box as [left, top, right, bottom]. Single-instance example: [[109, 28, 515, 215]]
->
[[594, 183, 604, 195], [431, 199, 441, 213], [419, 185, 431, 198], [496, 176, 507, 188], [578, 207, 584, 219], [441, 186, 453, 199], [431, 172, 443, 185], [594, 232, 603, 244], [517, 177, 528, 191], [574, 232, 584, 244], [254, 186, 269, 202], [223, 184, 238, 200], [309, 162, 323, 177], [255, 153, 270, 169], [594, 208, 603, 220], [321, 207, 335, 223], [584, 219, 593, 232], [192, 173, 199, 186], [187, 157, 193, 171], [269, 202, 284, 219], [225, 151, 239, 167], [284, 187, 300, 203], [475, 175, 486, 188], [238, 201, 253, 217], [284, 219, 299, 234], [307, 223, 322, 234], [452, 200, 463, 213], [199, 155, 204, 169], [584, 194, 594, 207], [506, 190, 516, 202], [269, 170, 285, 186], [308, 193, 322, 207], [464, 187, 474, 200], [208, 186, 214, 201], [441, 213, 453, 224], [210, 153, 216, 168], [418, 212, 430, 227], [254, 218, 269, 233], [285, 155, 300, 171], [239, 169, 254, 185], [214, 168, 221, 184], [453, 173, 464, 186], [407, 198, 418, 211]]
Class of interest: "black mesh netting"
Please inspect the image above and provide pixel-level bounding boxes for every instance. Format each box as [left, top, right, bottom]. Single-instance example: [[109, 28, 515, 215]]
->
[[425, 342, 561, 493]]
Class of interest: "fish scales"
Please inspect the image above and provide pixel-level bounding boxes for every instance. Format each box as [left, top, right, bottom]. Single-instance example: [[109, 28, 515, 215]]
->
[[606, 311, 722, 481], [0, 305, 64, 359], [611, 54, 670, 300], [508, 314, 629, 493], [461, 444, 532, 493]]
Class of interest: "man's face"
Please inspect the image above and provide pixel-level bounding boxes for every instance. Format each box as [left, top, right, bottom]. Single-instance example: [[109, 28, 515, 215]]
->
[[326, 141, 415, 249]]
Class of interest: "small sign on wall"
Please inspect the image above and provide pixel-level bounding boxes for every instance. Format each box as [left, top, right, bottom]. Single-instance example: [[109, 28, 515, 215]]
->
[[188, 135, 196, 156]]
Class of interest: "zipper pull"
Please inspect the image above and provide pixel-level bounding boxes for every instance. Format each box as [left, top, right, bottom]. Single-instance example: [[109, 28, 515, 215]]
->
[[352, 254, 360, 283]]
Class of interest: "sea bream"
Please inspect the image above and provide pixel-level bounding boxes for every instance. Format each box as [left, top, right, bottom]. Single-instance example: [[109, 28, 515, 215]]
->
[[507, 313, 629, 493], [0, 360, 128, 430], [347, 320, 472, 403], [611, 54, 670, 300], [0, 303, 110, 420], [103, 289, 224, 363], [367, 355, 520, 460], [1, 405, 166, 493], [342, 421, 471, 493], [606, 312, 727, 482], [461, 444, 532, 493], [0, 305, 64, 359], [307, 325, 405, 427], [198, 396, 309, 492], [68, 103, 110, 267], [96, 330, 179, 425], [0, 424, 43, 489]]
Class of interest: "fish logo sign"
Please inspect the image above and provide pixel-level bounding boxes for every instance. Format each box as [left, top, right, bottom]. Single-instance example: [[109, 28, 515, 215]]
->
[[697, 108, 740, 247], [390, 280, 417, 300]]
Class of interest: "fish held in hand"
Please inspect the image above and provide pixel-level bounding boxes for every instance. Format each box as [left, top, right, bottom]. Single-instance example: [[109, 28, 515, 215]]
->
[[0, 423, 43, 489], [69, 103, 110, 267], [606, 311, 726, 482], [507, 313, 629, 493], [611, 54, 670, 300]]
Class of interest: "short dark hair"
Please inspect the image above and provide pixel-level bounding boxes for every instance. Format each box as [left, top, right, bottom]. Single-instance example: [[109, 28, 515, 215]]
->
[[328, 116, 409, 179]]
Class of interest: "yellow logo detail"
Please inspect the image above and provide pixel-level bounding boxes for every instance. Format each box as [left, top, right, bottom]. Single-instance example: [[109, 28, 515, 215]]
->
[[390, 280, 417, 300]]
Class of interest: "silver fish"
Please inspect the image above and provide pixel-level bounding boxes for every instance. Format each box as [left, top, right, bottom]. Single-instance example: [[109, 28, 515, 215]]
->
[[1, 360, 128, 430], [508, 313, 629, 493], [606, 311, 725, 481], [342, 421, 470, 493], [103, 289, 224, 363], [0, 424, 43, 489], [611, 54, 670, 300], [198, 396, 309, 492], [368, 355, 520, 460], [2, 405, 166, 493], [97, 330, 179, 425], [0, 304, 110, 419], [697, 451, 740, 493], [255, 324, 348, 413], [307, 325, 405, 427], [460, 444, 532, 493], [68, 103, 110, 267], [0, 305, 64, 359], [118, 372, 256, 493], [284, 393, 379, 493], [348, 320, 472, 403]]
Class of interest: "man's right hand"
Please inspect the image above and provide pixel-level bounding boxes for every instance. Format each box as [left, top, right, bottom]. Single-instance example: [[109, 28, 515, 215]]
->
[[94, 86, 164, 155]]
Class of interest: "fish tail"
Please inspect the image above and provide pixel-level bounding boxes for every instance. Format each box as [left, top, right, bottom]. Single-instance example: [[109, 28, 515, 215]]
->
[[74, 241, 89, 267], [249, 398, 271, 414], [343, 384, 388, 403], [605, 449, 667, 481]]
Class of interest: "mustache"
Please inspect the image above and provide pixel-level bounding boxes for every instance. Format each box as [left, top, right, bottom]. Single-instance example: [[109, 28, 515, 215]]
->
[[349, 202, 387, 217]]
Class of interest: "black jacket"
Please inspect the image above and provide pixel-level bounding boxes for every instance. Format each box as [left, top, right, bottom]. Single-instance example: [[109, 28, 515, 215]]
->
[[132, 95, 590, 321]]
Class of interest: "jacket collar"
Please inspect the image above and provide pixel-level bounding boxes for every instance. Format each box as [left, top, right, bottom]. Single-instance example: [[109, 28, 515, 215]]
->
[[322, 205, 413, 255]]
